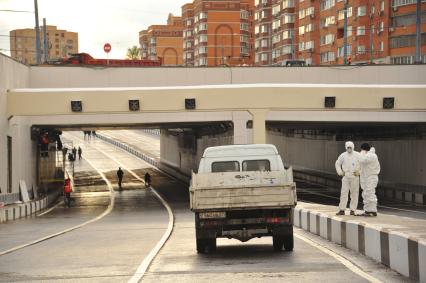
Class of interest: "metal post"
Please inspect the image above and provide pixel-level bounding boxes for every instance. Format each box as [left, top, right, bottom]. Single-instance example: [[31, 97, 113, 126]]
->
[[343, 1, 348, 65], [370, 24, 374, 63], [43, 18, 48, 63], [415, 0, 422, 63], [34, 0, 41, 64], [221, 45, 225, 65]]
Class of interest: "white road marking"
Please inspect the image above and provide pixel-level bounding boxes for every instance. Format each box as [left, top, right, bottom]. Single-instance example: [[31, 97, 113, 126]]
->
[[295, 230, 382, 283], [36, 201, 63, 217], [68, 133, 175, 283], [0, 154, 115, 257]]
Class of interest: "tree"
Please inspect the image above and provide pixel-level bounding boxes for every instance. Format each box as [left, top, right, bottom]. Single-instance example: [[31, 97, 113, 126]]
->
[[126, 46, 141, 60]]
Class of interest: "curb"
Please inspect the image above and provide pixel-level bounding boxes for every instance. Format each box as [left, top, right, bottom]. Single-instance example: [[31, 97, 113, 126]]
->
[[293, 207, 425, 282], [0, 198, 48, 224]]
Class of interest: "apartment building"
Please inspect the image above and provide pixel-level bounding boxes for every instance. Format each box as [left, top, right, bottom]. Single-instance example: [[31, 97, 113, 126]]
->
[[9, 25, 78, 65], [139, 14, 184, 66], [257, 0, 425, 66], [254, 0, 296, 65], [181, 0, 255, 67]]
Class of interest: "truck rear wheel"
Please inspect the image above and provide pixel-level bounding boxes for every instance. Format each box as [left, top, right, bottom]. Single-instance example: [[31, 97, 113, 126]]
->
[[197, 238, 216, 253], [283, 234, 294, 251], [273, 235, 284, 251]]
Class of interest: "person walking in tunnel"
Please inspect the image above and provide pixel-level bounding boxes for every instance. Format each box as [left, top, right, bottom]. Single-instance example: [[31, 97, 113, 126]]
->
[[78, 146, 82, 160], [359, 143, 381, 217], [117, 167, 124, 190], [335, 141, 361, 216], [72, 147, 77, 160], [144, 172, 151, 188]]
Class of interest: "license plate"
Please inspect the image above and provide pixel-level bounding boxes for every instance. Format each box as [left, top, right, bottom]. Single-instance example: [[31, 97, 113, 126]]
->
[[199, 211, 226, 219]]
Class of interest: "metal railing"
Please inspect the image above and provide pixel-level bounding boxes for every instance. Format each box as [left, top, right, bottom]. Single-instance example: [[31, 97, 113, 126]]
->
[[0, 192, 20, 204]]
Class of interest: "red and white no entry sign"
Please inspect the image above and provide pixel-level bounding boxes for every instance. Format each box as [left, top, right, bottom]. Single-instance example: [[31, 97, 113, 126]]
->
[[103, 43, 112, 53]]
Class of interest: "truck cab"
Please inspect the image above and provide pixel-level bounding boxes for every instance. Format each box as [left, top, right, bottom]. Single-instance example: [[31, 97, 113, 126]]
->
[[190, 144, 297, 253]]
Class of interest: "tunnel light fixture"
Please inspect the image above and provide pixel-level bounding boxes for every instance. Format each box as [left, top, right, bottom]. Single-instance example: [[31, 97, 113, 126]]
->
[[185, 98, 196, 110], [71, 100, 82, 112], [129, 100, 140, 111], [324, 96, 336, 108], [383, 97, 395, 109]]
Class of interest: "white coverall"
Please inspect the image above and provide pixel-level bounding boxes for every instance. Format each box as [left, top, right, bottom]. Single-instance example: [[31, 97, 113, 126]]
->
[[359, 147, 381, 213], [335, 143, 361, 211]]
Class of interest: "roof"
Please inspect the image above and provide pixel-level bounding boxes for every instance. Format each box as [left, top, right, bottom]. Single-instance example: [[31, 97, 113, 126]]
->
[[202, 144, 279, 158]]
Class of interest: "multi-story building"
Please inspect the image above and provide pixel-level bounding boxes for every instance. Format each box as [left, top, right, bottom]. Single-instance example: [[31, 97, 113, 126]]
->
[[9, 25, 78, 65], [254, 0, 296, 65], [181, 0, 255, 67], [257, 0, 425, 66], [182, 3, 196, 66], [139, 14, 184, 66]]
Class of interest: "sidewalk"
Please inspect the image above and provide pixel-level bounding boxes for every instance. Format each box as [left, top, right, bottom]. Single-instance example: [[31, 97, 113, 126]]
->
[[294, 202, 426, 282]]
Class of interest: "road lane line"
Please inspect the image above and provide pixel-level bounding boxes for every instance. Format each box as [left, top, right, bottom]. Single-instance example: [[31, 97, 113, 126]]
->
[[295, 230, 382, 283], [68, 132, 175, 282], [36, 200, 63, 216], [0, 155, 115, 257]]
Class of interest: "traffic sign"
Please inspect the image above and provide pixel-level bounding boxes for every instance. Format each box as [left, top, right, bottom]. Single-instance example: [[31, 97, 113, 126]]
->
[[104, 43, 111, 53]]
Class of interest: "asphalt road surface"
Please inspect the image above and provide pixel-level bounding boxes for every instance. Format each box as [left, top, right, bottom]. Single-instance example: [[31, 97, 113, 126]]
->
[[0, 131, 410, 282]]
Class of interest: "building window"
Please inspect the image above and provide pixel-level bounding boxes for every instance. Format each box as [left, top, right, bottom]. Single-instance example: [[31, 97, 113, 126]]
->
[[338, 7, 352, 20], [199, 23, 208, 31], [338, 45, 352, 57], [241, 46, 249, 55], [392, 0, 426, 8], [320, 33, 335, 45], [282, 44, 292, 54], [261, 24, 268, 33], [255, 25, 260, 34], [305, 6, 315, 17], [357, 6, 366, 17], [380, 41, 384, 51], [306, 23, 314, 32], [241, 23, 249, 31], [299, 25, 305, 35], [240, 35, 249, 42], [273, 4, 281, 16], [390, 33, 426, 48], [320, 51, 335, 63], [321, 16, 335, 28], [283, 14, 295, 24], [199, 12, 207, 19], [272, 34, 281, 44], [306, 40, 314, 50], [261, 39, 268, 47], [283, 0, 295, 9], [261, 53, 268, 61], [357, 45, 366, 54], [392, 12, 426, 27], [199, 35, 208, 42], [273, 19, 280, 30], [357, 26, 366, 36], [199, 46, 207, 54], [282, 29, 294, 40], [241, 10, 249, 19], [320, 0, 335, 11], [381, 1, 385, 11], [199, 57, 207, 66]]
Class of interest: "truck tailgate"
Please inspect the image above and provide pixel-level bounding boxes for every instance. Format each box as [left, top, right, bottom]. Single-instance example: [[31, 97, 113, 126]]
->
[[190, 170, 296, 211]]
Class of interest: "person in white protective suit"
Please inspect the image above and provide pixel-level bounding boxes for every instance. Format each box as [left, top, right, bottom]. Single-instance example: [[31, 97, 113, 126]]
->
[[359, 143, 380, 217], [335, 141, 360, 216]]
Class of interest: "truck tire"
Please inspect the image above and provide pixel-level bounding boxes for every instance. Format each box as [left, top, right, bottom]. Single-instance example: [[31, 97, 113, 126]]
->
[[196, 238, 216, 253], [273, 235, 284, 251], [283, 234, 294, 251], [196, 239, 207, 253]]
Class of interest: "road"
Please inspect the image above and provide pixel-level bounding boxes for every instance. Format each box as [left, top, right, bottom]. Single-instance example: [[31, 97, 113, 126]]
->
[[0, 131, 410, 282]]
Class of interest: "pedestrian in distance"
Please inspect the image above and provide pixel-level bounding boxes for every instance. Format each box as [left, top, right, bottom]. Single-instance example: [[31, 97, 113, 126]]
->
[[335, 141, 361, 216], [359, 143, 381, 217], [144, 172, 151, 188], [72, 147, 77, 160], [64, 178, 72, 208], [78, 146, 82, 160], [117, 167, 124, 190]]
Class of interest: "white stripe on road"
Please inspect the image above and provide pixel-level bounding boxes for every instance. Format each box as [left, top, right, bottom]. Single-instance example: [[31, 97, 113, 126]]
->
[[68, 132, 175, 283], [0, 155, 115, 256], [295, 230, 382, 283]]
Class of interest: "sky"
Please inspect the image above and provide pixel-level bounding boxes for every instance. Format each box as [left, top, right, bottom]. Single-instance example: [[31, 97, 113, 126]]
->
[[0, 0, 188, 59]]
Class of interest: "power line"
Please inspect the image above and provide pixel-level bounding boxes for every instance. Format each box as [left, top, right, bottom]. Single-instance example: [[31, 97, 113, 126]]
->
[[0, 9, 34, 13]]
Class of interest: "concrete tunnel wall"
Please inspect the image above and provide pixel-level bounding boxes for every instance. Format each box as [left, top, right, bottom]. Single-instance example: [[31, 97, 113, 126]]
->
[[267, 129, 426, 190]]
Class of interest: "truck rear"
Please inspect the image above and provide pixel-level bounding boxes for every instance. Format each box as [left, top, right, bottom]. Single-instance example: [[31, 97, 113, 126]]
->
[[190, 144, 297, 253]]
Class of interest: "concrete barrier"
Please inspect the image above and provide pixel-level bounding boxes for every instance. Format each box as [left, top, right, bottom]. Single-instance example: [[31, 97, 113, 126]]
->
[[293, 207, 425, 282], [0, 197, 48, 223]]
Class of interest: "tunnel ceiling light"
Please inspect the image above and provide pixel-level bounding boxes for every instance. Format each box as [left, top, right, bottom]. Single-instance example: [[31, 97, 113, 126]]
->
[[185, 98, 196, 110], [324, 96, 336, 108], [71, 101, 82, 112], [129, 100, 140, 111], [383, 97, 395, 109]]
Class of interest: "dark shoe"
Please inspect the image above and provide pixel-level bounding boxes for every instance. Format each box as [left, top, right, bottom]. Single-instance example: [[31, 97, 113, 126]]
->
[[371, 212, 377, 217], [361, 211, 374, 217], [350, 211, 355, 216], [336, 210, 345, 216]]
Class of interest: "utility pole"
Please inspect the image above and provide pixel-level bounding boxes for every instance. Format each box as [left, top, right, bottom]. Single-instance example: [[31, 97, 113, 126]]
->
[[415, 0, 422, 63], [34, 0, 41, 64], [370, 24, 374, 63], [43, 18, 48, 63], [343, 0, 348, 65]]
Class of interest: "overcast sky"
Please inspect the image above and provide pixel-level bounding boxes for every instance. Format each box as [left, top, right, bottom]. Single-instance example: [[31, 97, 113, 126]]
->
[[0, 0, 188, 59]]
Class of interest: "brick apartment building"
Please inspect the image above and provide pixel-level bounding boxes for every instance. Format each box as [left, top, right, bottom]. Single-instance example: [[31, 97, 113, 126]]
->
[[255, 0, 425, 66], [181, 0, 255, 66], [139, 14, 184, 66], [9, 25, 78, 65]]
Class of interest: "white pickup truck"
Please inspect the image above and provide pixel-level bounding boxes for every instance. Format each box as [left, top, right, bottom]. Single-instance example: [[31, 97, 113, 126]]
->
[[190, 144, 297, 253]]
